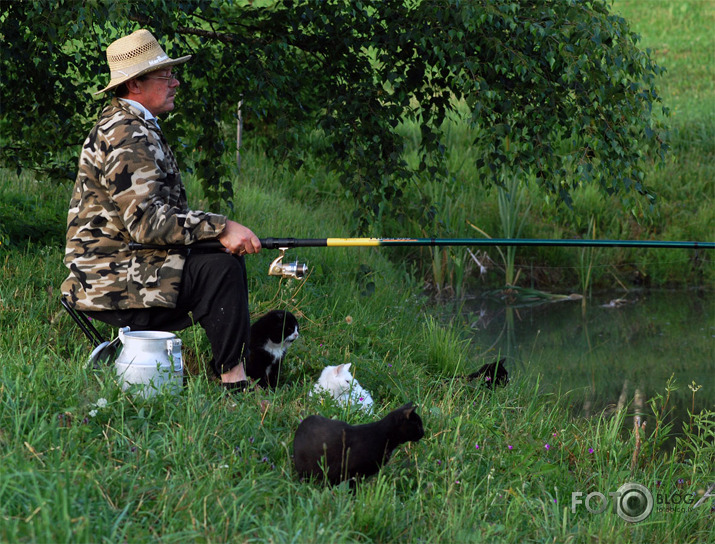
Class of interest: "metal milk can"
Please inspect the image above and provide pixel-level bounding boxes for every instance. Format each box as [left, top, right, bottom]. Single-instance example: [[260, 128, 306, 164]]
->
[[114, 327, 183, 398]]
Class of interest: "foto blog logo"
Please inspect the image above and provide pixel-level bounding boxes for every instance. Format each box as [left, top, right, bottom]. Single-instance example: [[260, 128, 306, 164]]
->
[[571, 483, 654, 523], [571, 482, 714, 523]]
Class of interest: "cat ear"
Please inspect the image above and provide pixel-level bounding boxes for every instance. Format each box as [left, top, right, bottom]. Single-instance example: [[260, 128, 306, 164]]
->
[[403, 402, 416, 418], [334, 364, 345, 375], [342, 363, 351, 373]]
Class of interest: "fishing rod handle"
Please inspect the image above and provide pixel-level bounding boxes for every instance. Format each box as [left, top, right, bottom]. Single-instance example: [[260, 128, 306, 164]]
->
[[260, 238, 327, 249], [127, 239, 324, 251]]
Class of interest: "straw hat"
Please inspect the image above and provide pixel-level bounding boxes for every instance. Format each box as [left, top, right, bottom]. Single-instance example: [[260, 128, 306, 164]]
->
[[94, 29, 191, 95]]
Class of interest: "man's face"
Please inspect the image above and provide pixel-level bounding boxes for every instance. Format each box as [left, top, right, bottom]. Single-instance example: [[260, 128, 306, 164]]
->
[[135, 68, 181, 116]]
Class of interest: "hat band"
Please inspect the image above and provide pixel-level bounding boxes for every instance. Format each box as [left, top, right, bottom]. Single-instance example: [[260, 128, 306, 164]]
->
[[146, 53, 170, 67]]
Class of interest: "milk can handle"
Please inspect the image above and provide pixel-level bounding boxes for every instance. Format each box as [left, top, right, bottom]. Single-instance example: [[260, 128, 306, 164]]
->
[[167, 338, 183, 372]]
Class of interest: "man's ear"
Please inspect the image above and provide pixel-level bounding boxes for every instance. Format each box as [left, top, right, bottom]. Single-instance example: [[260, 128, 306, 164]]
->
[[125, 78, 143, 95]]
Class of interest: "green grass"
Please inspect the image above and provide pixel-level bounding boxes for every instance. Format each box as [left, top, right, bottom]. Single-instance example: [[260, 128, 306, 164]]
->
[[613, 0, 715, 123], [1, 1, 713, 541], [1, 150, 712, 542]]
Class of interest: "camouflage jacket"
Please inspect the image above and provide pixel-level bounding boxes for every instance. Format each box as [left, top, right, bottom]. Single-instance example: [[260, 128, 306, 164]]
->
[[61, 98, 226, 311]]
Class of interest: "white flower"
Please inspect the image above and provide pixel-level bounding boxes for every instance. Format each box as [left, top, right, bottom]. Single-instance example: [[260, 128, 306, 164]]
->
[[96, 398, 108, 408], [89, 410, 98, 417]]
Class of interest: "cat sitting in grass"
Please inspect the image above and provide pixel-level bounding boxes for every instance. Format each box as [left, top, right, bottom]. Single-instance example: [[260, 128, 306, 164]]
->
[[311, 363, 374, 411], [466, 358, 509, 389], [245, 310, 299, 388], [293, 402, 424, 486]]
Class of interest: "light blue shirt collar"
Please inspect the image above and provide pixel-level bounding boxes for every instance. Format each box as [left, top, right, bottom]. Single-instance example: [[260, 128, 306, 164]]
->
[[119, 98, 160, 129]]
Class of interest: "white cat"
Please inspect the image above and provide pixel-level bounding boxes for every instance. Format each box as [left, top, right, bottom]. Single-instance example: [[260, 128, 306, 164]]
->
[[311, 363, 374, 411]]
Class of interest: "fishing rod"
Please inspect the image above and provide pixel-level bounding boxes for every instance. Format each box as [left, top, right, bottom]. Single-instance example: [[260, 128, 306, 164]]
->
[[257, 237, 715, 250], [128, 237, 714, 279]]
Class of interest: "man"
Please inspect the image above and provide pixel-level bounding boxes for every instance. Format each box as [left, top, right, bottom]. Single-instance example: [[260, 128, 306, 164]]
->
[[62, 29, 260, 392]]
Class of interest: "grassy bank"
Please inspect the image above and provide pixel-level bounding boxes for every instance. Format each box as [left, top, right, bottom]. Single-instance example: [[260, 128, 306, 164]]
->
[[1, 152, 713, 541], [1, 231, 713, 542], [1, 1, 713, 542]]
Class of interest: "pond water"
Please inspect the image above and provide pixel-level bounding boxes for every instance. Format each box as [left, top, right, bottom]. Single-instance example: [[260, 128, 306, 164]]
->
[[454, 289, 714, 446]]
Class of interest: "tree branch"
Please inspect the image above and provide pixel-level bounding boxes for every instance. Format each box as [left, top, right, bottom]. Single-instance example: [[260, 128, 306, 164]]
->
[[129, 13, 247, 45]]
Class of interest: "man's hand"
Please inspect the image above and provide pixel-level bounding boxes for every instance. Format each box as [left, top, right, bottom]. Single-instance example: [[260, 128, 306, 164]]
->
[[218, 220, 262, 255]]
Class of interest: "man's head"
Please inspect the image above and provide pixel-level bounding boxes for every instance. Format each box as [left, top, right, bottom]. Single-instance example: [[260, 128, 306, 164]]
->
[[95, 29, 191, 115], [117, 67, 182, 116]]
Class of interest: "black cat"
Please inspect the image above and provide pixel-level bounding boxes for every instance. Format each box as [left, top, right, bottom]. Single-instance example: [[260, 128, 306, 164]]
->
[[466, 358, 509, 389], [245, 310, 299, 388], [293, 402, 425, 486]]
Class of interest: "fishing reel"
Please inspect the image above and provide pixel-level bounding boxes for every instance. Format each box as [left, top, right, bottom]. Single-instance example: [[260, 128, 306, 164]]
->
[[268, 248, 308, 280]]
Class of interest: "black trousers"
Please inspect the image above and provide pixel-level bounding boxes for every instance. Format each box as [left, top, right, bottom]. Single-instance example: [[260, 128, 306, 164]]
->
[[85, 252, 250, 377]]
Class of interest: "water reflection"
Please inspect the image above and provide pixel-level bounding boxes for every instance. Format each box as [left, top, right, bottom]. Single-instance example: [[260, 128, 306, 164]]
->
[[459, 289, 713, 445]]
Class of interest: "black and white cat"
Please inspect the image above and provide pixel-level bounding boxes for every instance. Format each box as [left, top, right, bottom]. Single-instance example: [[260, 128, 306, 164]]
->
[[293, 401, 424, 486], [245, 310, 299, 388]]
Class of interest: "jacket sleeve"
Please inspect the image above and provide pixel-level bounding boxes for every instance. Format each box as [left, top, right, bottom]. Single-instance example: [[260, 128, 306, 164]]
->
[[101, 119, 226, 246]]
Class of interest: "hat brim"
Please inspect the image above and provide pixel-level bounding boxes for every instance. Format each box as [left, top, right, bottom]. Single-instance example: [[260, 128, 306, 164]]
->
[[93, 54, 192, 95]]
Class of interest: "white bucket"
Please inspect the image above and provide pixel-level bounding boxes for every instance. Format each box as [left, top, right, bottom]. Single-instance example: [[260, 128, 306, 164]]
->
[[115, 327, 183, 398]]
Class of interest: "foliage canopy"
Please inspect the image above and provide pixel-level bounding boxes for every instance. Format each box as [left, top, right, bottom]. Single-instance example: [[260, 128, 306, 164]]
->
[[0, 0, 668, 231]]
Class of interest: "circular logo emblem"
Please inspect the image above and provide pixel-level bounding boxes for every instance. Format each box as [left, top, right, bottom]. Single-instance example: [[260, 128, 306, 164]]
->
[[616, 483, 654, 523]]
